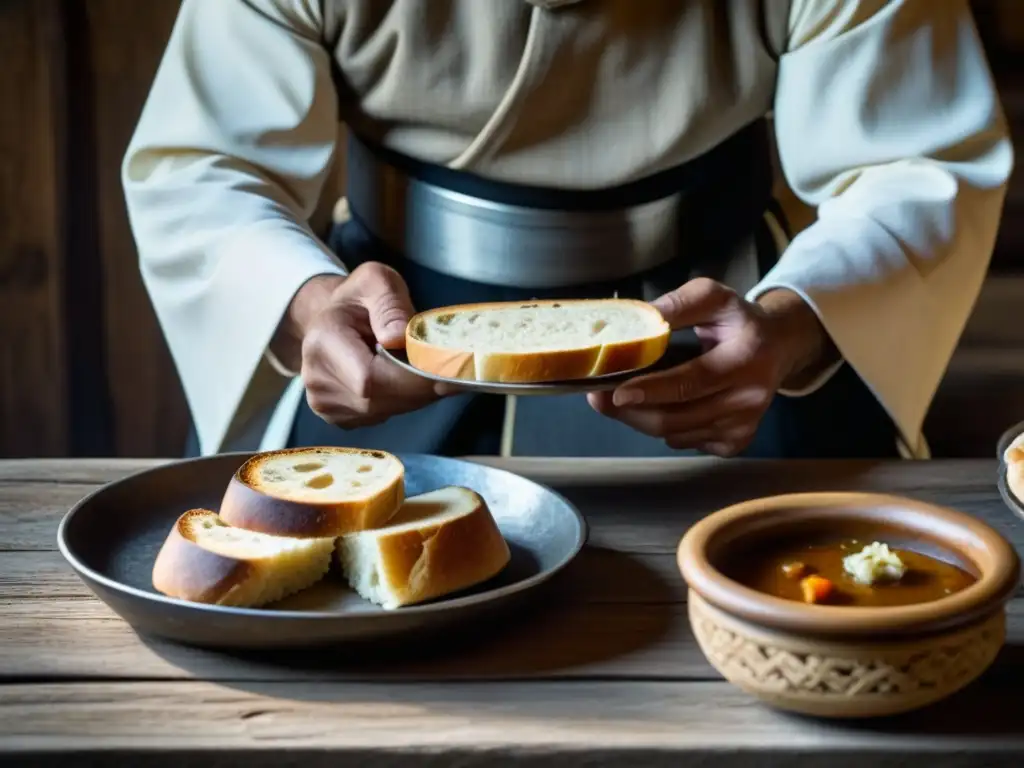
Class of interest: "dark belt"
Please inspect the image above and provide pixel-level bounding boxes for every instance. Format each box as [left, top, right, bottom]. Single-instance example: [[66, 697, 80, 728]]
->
[[344, 119, 774, 289]]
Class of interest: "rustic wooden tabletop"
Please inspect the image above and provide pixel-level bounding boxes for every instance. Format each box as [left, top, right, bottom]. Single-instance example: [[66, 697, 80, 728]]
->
[[1, 457, 1022, 767]]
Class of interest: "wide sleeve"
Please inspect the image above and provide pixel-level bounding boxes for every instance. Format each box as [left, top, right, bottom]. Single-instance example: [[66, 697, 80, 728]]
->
[[122, 0, 346, 456], [749, 0, 1014, 457]]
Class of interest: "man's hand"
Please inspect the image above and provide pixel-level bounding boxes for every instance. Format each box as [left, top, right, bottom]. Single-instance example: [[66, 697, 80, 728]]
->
[[275, 262, 442, 429], [587, 278, 838, 457]]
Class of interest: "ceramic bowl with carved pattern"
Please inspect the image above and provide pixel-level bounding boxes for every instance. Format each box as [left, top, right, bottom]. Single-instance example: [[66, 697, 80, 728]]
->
[[677, 492, 1020, 719]]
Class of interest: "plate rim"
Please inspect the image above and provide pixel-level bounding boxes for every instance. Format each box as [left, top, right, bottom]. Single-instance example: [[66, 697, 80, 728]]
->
[[56, 451, 589, 620]]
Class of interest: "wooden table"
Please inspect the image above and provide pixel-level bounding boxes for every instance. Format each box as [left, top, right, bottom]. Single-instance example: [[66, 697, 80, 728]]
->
[[1, 457, 1023, 767]]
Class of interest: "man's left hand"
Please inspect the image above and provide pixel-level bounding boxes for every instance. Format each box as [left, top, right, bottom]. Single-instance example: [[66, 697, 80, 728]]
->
[[587, 278, 837, 457]]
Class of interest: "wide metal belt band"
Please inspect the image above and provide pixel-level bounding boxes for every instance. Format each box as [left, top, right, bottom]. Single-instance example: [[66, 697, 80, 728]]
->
[[345, 120, 772, 289]]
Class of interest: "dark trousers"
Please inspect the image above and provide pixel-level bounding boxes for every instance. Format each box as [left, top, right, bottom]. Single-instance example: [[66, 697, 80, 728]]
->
[[284, 216, 899, 459]]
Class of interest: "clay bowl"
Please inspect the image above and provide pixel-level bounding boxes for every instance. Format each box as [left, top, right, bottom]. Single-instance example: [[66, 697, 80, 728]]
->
[[677, 492, 1021, 719]]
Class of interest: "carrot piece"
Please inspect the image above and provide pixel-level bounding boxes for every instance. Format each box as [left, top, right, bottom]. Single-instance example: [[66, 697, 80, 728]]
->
[[781, 561, 808, 580], [800, 575, 834, 604]]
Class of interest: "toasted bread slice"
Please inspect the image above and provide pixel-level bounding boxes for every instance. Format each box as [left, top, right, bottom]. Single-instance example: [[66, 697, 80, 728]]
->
[[219, 447, 405, 538], [335, 485, 511, 609], [405, 298, 670, 383], [151, 509, 335, 607]]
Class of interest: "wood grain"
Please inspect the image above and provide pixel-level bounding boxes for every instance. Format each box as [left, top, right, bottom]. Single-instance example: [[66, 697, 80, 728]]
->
[[0, 458, 170, 484], [3, 457, 1024, 761], [0, 1, 66, 458], [0, 600, 704, 683], [0, 454, 1008, 490], [0, 482, 97, 550], [3, 595, 1023, 687], [3, 678, 1024, 767], [1, 457, 1022, 686], [1, 458, 1019, 556]]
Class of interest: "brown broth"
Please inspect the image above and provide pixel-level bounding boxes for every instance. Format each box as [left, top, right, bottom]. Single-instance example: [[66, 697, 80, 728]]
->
[[724, 538, 977, 607]]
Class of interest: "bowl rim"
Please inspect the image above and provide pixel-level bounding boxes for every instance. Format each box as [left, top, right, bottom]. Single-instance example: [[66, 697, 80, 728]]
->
[[677, 491, 1021, 637]]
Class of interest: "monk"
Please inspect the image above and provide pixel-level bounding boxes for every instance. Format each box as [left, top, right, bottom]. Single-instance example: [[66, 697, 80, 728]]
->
[[124, 0, 1013, 460]]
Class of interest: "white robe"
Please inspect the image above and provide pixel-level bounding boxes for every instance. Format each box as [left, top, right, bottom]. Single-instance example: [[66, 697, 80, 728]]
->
[[122, 0, 1014, 458]]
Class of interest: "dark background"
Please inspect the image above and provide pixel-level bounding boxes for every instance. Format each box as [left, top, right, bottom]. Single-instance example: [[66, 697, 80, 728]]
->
[[1, 0, 1022, 459]]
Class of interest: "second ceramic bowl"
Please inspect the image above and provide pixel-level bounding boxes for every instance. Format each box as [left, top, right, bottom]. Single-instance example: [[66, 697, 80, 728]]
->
[[677, 492, 1020, 718]]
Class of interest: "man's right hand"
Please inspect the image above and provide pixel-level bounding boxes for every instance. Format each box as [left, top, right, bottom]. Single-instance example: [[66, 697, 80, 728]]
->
[[275, 262, 443, 429]]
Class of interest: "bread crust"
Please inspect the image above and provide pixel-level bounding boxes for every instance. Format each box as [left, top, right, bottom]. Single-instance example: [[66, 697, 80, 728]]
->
[[151, 509, 254, 604], [405, 299, 670, 383], [219, 447, 405, 538], [344, 487, 511, 608]]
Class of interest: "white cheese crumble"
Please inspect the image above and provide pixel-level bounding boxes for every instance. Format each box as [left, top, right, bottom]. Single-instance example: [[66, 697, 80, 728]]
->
[[842, 542, 906, 585]]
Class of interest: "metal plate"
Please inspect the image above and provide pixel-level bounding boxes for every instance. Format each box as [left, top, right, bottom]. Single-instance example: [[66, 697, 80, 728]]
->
[[378, 334, 700, 397], [997, 420, 1024, 521], [57, 453, 587, 650]]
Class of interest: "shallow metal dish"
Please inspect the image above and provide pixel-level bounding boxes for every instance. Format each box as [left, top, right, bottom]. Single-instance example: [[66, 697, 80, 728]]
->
[[57, 453, 587, 650], [378, 334, 700, 397]]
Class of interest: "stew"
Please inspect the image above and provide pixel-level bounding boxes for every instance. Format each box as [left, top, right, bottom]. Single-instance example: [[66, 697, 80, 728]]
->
[[724, 538, 977, 607]]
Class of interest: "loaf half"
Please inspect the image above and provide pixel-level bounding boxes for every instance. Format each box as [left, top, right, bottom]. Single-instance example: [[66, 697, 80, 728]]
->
[[1005, 433, 1024, 502], [219, 447, 405, 538], [335, 485, 511, 609], [405, 299, 670, 383], [151, 509, 335, 607]]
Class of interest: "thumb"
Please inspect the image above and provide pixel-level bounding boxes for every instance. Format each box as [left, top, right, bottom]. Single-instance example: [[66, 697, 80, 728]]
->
[[651, 277, 738, 330], [350, 263, 416, 348]]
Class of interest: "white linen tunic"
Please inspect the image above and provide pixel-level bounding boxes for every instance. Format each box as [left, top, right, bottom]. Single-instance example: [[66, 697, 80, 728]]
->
[[122, 0, 1014, 459]]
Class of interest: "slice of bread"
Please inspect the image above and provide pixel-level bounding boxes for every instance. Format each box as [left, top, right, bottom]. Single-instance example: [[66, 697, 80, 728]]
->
[[405, 298, 670, 383], [151, 509, 335, 607], [335, 485, 511, 609], [219, 447, 405, 538]]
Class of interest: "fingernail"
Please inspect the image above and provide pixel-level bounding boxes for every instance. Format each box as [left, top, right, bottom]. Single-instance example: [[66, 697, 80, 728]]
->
[[434, 383, 456, 397], [613, 389, 643, 407]]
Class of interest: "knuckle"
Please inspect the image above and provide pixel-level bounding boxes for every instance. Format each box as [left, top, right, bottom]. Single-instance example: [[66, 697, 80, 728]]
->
[[754, 388, 774, 409], [349, 368, 372, 401], [371, 296, 408, 327], [354, 261, 398, 286], [703, 437, 741, 457], [735, 424, 756, 444], [689, 276, 718, 295], [301, 326, 327, 357], [689, 277, 732, 303], [740, 322, 767, 348], [721, 426, 755, 455], [305, 389, 331, 417], [736, 387, 771, 410], [657, 289, 687, 320]]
